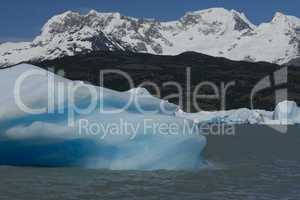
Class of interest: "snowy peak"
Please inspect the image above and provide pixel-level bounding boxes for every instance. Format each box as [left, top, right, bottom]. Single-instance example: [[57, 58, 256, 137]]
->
[[272, 12, 288, 23], [271, 12, 300, 28], [180, 8, 254, 31], [41, 11, 82, 35], [37, 10, 124, 42], [1, 8, 300, 67]]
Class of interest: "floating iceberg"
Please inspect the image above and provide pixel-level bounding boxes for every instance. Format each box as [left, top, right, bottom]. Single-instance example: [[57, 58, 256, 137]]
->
[[0, 64, 299, 169], [176, 108, 266, 124], [0, 64, 206, 170], [273, 101, 300, 124], [176, 101, 300, 125]]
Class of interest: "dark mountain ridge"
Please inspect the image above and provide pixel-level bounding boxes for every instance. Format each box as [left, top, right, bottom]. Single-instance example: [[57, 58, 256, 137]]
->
[[28, 51, 300, 112]]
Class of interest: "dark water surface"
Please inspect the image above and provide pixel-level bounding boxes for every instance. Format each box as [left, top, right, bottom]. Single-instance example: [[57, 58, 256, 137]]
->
[[0, 160, 300, 200], [0, 125, 300, 200]]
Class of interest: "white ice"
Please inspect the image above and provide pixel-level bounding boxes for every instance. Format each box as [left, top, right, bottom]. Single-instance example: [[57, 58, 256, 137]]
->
[[0, 64, 206, 170], [176, 101, 300, 125]]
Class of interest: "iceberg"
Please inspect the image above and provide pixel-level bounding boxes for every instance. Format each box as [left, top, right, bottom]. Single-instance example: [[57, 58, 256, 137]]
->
[[0, 64, 299, 170], [176, 108, 266, 124], [0, 64, 206, 170], [176, 102, 300, 125], [273, 101, 300, 124]]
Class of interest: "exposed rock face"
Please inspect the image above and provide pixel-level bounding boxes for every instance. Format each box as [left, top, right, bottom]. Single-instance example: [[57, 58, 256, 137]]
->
[[233, 12, 253, 31]]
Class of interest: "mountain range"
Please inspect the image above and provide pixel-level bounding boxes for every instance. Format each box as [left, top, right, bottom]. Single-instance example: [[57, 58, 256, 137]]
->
[[1, 8, 300, 67]]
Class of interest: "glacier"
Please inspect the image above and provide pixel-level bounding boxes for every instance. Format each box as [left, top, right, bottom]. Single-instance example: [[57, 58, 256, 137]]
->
[[0, 64, 206, 170]]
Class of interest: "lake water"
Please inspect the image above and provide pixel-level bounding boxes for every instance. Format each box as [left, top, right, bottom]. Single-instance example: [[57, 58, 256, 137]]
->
[[0, 125, 299, 200]]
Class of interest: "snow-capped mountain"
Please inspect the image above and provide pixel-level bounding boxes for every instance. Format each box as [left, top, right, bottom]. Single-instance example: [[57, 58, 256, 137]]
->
[[1, 8, 300, 67]]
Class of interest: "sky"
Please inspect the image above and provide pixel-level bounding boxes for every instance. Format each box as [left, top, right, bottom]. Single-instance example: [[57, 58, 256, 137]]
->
[[0, 0, 299, 42]]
